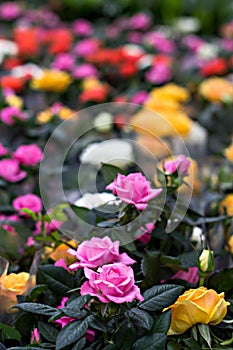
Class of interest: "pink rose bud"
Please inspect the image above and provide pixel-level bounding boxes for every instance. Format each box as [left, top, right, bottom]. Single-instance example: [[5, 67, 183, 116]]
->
[[0, 143, 8, 156], [68, 236, 135, 270], [164, 155, 191, 176], [0, 158, 26, 182], [14, 144, 43, 166], [31, 328, 40, 343], [81, 263, 144, 303], [106, 172, 162, 210], [13, 193, 42, 215]]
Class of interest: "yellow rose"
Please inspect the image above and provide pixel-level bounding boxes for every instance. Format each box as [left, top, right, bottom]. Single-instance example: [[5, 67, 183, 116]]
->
[[36, 109, 53, 124], [164, 287, 230, 335], [5, 94, 23, 109], [31, 70, 71, 93], [226, 235, 233, 253], [225, 142, 233, 163], [58, 106, 75, 120], [0, 272, 36, 313], [135, 134, 171, 159], [199, 77, 233, 103], [219, 194, 233, 216], [149, 83, 189, 103]]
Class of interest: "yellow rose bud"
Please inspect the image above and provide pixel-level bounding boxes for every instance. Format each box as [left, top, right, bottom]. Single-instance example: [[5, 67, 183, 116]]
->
[[164, 287, 230, 335], [225, 142, 233, 163], [0, 272, 36, 313], [49, 240, 78, 265], [31, 70, 71, 93], [199, 249, 214, 273]]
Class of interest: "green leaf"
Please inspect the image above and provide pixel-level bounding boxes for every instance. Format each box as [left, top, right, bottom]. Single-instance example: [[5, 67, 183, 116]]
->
[[141, 251, 160, 288], [27, 285, 48, 301], [127, 308, 153, 330], [139, 284, 184, 311], [37, 265, 75, 295], [8, 348, 44, 350], [70, 205, 96, 226], [14, 303, 57, 316], [101, 163, 124, 185], [197, 324, 211, 349], [62, 304, 87, 319], [55, 316, 93, 350], [38, 321, 58, 343], [153, 310, 171, 334], [89, 317, 107, 332], [17, 208, 38, 220], [72, 338, 86, 350], [132, 333, 167, 350], [182, 337, 201, 350], [103, 345, 119, 350], [207, 268, 233, 297], [0, 323, 21, 341], [48, 203, 68, 222], [167, 341, 182, 350]]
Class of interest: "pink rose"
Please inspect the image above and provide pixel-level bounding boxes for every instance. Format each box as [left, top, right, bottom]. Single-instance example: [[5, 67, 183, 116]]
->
[[54, 259, 70, 272], [33, 218, 62, 235], [54, 297, 75, 328], [0, 214, 19, 233], [106, 173, 162, 210], [171, 267, 199, 285], [68, 236, 135, 270], [0, 143, 8, 156], [137, 222, 155, 244], [81, 263, 144, 304], [0, 106, 27, 125], [73, 19, 93, 36], [13, 194, 42, 215], [14, 144, 43, 166], [0, 159, 26, 182], [164, 155, 191, 176]]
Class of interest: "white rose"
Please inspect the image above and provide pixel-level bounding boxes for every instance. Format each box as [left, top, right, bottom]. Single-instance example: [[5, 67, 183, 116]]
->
[[173, 17, 200, 34], [74, 192, 117, 209], [11, 63, 44, 78], [93, 112, 113, 133], [80, 139, 134, 168], [197, 43, 219, 60], [0, 39, 18, 64]]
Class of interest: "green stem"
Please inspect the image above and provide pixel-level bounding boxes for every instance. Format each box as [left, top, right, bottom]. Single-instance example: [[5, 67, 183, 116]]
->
[[199, 276, 205, 287]]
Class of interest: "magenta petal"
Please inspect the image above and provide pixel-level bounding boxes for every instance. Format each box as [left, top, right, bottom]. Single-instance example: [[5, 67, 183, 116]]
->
[[118, 253, 136, 265]]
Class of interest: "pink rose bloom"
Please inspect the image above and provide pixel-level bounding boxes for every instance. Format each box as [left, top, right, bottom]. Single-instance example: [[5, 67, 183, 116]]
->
[[81, 263, 144, 304], [221, 38, 233, 51], [131, 91, 149, 104], [0, 214, 19, 233], [13, 194, 42, 215], [33, 218, 62, 235], [26, 236, 35, 247], [0, 143, 8, 156], [54, 297, 75, 328], [137, 222, 155, 244], [51, 53, 75, 71], [31, 328, 40, 343], [68, 236, 135, 270], [55, 259, 70, 272], [171, 267, 199, 285], [73, 19, 93, 36], [0, 159, 26, 182], [72, 64, 98, 79], [129, 13, 151, 31], [73, 39, 99, 57], [182, 35, 205, 52], [0, 2, 21, 20], [14, 144, 43, 166], [106, 173, 162, 210], [145, 32, 175, 54], [164, 154, 191, 176], [0, 106, 28, 125], [145, 63, 172, 84], [127, 31, 143, 44]]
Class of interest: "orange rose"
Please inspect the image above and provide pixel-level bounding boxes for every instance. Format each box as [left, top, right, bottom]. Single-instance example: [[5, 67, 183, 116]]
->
[[49, 240, 77, 265], [164, 287, 230, 335], [199, 77, 233, 103], [225, 142, 233, 163], [219, 194, 233, 216]]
